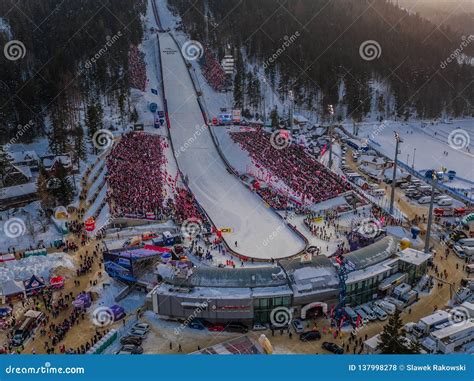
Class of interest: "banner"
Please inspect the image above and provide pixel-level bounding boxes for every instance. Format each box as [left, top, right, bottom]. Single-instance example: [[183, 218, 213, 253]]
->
[[2, 355, 472, 381]]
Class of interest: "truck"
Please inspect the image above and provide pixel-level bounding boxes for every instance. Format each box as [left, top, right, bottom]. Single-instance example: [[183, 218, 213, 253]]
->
[[11, 310, 45, 347], [434, 207, 469, 217], [412, 310, 450, 338]]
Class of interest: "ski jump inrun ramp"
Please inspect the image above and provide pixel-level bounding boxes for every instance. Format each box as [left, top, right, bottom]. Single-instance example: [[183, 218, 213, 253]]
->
[[158, 33, 305, 260]]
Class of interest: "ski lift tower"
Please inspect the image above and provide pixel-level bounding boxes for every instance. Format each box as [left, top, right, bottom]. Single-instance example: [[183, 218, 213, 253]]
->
[[332, 252, 356, 328]]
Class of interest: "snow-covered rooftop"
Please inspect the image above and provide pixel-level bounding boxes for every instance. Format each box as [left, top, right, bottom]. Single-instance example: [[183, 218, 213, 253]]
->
[[0, 182, 37, 200], [397, 248, 432, 266]]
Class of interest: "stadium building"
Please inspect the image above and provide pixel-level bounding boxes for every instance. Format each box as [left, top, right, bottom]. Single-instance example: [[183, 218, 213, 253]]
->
[[149, 237, 431, 324]]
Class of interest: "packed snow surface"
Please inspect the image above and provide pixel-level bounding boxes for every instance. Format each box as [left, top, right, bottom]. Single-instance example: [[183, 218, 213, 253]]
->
[[159, 33, 305, 259]]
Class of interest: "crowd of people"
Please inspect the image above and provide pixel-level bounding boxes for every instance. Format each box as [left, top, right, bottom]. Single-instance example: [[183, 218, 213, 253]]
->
[[231, 129, 351, 205], [173, 187, 206, 225], [201, 46, 229, 91], [106, 132, 168, 219], [254, 186, 291, 210], [128, 45, 147, 91]]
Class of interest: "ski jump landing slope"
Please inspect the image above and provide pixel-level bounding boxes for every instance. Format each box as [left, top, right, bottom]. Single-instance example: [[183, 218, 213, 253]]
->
[[159, 33, 305, 260]]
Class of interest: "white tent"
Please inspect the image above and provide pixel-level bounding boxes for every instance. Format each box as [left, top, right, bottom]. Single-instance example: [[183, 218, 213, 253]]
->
[[0, 279, 26, 303]]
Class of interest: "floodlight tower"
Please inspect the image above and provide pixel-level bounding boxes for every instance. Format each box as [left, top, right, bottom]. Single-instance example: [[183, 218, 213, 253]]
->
[[389, 131, 403, 215]]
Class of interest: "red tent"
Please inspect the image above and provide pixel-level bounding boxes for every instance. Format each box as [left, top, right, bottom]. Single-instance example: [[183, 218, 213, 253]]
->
[[143, 245, 171, 253], [50, 276, 65, 289]]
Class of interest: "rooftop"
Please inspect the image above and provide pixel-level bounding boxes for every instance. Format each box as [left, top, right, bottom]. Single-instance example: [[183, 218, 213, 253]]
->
[[397, 248, 432, 266], [344, 236, 399, 270], [431, 320, 474, 341], [163, 266, 287, 288], [0, 182, 37, 200]]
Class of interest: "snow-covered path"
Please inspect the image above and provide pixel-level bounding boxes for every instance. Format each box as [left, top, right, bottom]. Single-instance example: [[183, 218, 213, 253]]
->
[[158, 33, 305, 260]]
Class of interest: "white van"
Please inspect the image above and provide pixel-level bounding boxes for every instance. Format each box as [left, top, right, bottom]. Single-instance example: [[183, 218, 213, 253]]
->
[[370, 188, 386, 197], [361, 304, 377, 321], [384, 297, 405, 311], [418, 196, 432, 204], [437, 198, 453, 206], [354, 307, 370, 325], [418, 185, 431, 192], [370, 304, 388, 320], [376, 300, 396, 315]]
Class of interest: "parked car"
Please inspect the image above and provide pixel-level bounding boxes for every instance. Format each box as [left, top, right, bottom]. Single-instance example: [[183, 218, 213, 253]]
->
[[354, 308, 369, 325], [375, 300, 396, 315], [132, 323, 149, 332], [418, 196, 432, 204], [252, 323, 268, 331], [120, 336, 142, 346], [116, 344, 143, 354], [299, 330, 321, 342], [370, 304, 388, 320], [129, 328, 148, 338], [225, 322, 248, 333], [322, 341, 344, 354], [292, 319, 304, 333], [207, 324, 225, 332], [360, 304, 377, 321], [188, 320, 205, 330]]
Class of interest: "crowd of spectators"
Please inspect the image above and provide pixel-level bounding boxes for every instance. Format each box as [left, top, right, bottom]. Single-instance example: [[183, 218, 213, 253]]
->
[[129, 45, 147, 91], [230, 129, 351, 205], [201, 46, 228, 91], [106, 132, 168, 219]]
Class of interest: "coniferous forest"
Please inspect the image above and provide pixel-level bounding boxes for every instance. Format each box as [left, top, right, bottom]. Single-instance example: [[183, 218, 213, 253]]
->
[[169, 0, 474, 121], [0, 0, 146, 144]]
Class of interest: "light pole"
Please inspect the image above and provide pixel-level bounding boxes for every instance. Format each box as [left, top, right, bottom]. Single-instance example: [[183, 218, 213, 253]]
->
[[412, 148, 416, 169], [424, 172, 438, 254], [328, 104, 334, 169], [389, 132, 402, 215], [288, 90, 294, 133]]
